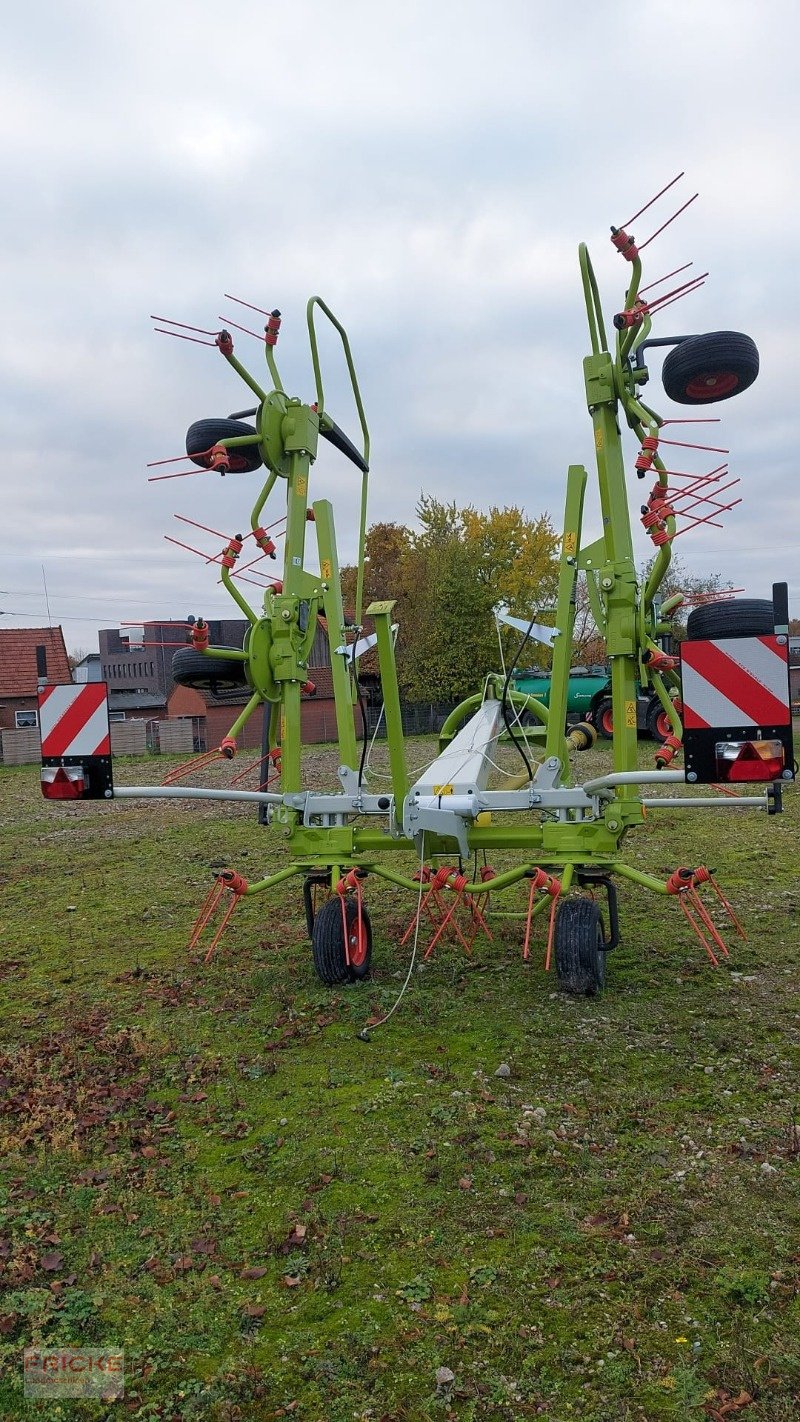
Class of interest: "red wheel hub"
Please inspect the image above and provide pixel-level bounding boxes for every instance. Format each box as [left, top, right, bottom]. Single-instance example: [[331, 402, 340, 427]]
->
[[656, 710, 670, 738], [685, 371, 739, 399], [601, 706, 614, 735], [347, 911, 368, 968]]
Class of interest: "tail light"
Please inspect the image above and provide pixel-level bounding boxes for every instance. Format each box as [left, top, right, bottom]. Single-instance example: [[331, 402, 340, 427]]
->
[[41, 765, 86, 799], [715, 739, 785, 783]]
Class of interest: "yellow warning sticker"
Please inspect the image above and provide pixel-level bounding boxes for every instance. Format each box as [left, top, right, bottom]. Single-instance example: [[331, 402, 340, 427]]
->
[[595, 427, 604, 451], [624, 700, 637, 728], [296, 475, 308, 497], [563, 531, 577, 556], [432, 784, 454, 796], [320, 559, 332, 581]]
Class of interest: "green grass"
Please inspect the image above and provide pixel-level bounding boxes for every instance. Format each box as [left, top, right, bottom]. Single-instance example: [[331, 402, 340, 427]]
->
[[0, 737, 798, 1420]]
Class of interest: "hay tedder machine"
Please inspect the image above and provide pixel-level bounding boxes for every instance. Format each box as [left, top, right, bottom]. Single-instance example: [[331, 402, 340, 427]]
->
[[40, 175, 795, 999]]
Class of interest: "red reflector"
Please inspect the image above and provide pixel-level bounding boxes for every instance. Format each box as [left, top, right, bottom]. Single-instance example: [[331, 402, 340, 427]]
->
[[41, 766, 86, 799], [715, 740, 784, 783]]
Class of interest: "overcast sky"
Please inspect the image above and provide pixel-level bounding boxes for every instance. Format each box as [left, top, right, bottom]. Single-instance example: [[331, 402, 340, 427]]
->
[[2, 0, 798, 655]]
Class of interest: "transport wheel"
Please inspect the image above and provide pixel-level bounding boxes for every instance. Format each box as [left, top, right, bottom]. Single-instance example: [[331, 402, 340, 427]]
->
[[171, 647, 249, 691], [312, 897, 372, 986], [685, 597, 773, 641], [553, 898, 606, 997], [185, 417, 264, 471], [647, 702, 672, 742], [661, 331, 759, 405], [595, 699, 614, 738]]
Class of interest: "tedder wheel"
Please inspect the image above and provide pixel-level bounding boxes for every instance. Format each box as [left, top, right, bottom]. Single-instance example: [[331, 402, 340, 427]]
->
[[646, 701, 672, 743], [685, 597, 774, 641], [553, 897, 606, 997], [171, 646, 249, 692], [312, 896, 372, 987], [661, 331, 759, 406], [185, 417, 264, 472], [595, 699, 614, 739]]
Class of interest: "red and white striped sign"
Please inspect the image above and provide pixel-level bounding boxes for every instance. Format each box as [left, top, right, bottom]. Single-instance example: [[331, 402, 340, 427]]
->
[[38, 683, 111, 757], [680, 636, 790, 730]]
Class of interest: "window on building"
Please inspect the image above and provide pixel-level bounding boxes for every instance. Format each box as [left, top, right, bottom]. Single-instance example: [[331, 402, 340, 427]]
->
[[108, 711, 126, 723], [15, 710, 38, 729]]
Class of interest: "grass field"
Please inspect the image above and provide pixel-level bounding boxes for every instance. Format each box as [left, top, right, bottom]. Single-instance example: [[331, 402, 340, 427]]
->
[[0, 735, 798, 1421]]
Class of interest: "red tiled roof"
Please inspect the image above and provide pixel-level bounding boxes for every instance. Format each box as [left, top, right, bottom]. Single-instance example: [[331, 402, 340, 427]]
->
[[0, 627, 71, 697]]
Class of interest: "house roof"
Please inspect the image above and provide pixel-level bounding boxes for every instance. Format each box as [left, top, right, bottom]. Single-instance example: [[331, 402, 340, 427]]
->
[[0, 627, 71, 697]]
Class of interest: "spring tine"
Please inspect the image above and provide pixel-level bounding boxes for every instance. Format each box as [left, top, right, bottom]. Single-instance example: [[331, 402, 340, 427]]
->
[[639, 262, 693, 296], [647, 277, 708, 315], [638, 192, 699, 251], [148, 467, 206, 482], [659, 438, 729, 453], [153, 329, 218, 347], [679, 895, 719, 966], [218, 315, 266, 342], [223, 292, 272, 317], [621, 173, 684, 228], [647, 273, 709, 310], [147, 453, 198, 468], [203, 893, 240, 963], [151, 315, 220, 335], [188, 879, 225, 952], [175, 513, 229, 539], [164, 534, 224, 564]]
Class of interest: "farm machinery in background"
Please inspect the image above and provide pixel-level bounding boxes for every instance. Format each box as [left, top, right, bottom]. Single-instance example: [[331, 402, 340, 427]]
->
[[510, 662, 675, 742], [40, 175, 795, 998]]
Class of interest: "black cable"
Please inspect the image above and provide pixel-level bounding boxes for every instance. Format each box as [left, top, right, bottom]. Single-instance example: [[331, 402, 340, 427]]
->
[[350, 630, 370, 788], [501, 620, 535, 781]]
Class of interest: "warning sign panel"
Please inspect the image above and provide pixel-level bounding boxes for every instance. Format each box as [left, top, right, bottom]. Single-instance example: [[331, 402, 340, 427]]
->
[[38, 684, 113, 800], [39, 683, 111, 758], [680, 636, 791, 731], [680, 636, 794, 786]]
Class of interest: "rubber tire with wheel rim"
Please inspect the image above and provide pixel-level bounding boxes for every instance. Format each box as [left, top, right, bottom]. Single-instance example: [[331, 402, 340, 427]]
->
[[685, 597, 773, 641], [595, 698, 614, 739], [171, 646, 249, 692], [661, 331, 759, 406], [646, 701, 671, 743], [185, 417, 264, 472], [312, 896, 372, 986], [554, 897, 606, 997]]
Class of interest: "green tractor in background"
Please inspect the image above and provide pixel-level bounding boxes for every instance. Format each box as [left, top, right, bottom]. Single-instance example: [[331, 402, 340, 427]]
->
[[512, 664, 675, 742]]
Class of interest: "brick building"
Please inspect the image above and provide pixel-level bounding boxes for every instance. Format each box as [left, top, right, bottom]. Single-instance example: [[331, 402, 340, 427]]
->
[[0, 627, 71, 733]]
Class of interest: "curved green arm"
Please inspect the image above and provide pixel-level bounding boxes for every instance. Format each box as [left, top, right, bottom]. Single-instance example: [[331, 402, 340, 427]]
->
[[251, 468, 279, 534], [306, 296, 370, 623], [648, 668, 683, 741], [438, 689, 551, 748], [579, 244, 608, 355], [243, 864, 305, 897], [221, 564, 258, 625]]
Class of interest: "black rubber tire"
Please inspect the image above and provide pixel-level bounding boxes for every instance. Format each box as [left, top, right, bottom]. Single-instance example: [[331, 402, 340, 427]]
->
[[646, 700, 671, 743], [185, 417, 263, 472], [171, 646, 249, 692], [595, 698, 614, 739], [554, 897, 606, 997], [685, 597, 773, 641], [312, 897, 372, 986], [661, 331, 759, 406]]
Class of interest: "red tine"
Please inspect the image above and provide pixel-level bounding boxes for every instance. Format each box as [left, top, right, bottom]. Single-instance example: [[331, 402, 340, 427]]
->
[[224, 293, 272, 317], [620, 174, 684, 228], [218, 315, 266, 342], [638, 193, 699, 251], [150, 315, 220, 335], [639, 262, 693, 296]]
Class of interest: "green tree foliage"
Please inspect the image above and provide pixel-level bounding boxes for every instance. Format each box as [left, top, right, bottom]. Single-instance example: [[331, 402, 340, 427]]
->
[[341, 499, 559, 703]]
